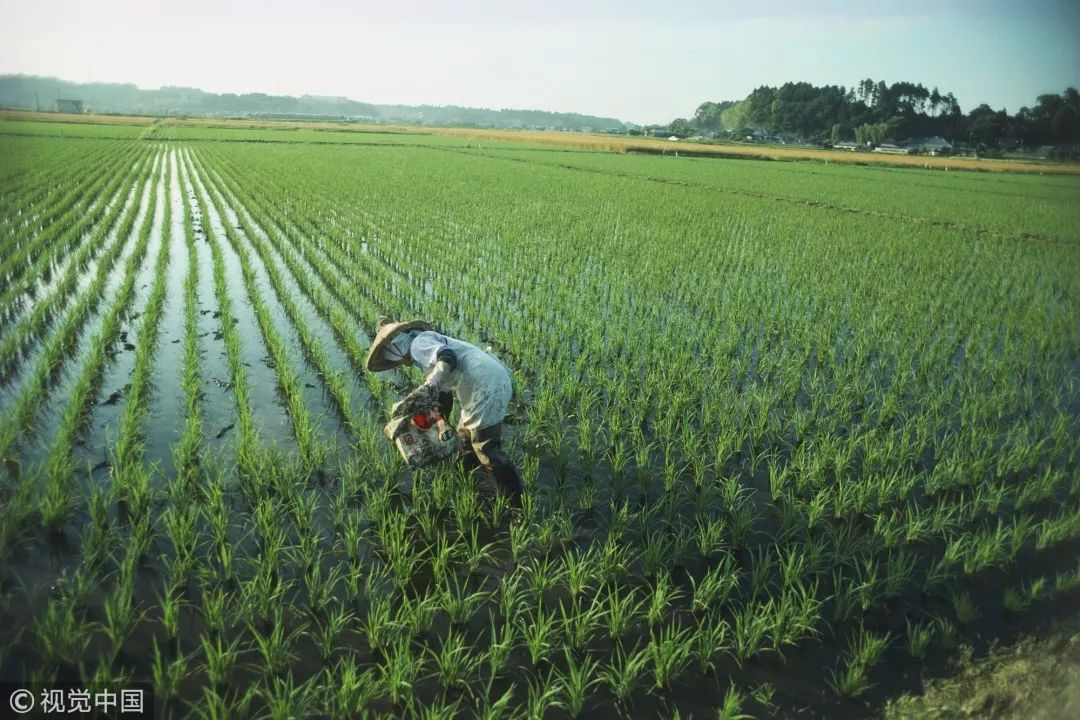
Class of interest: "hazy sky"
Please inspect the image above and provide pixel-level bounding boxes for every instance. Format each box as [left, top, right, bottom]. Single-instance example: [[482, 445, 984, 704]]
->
[[1, 0, 1077, 123]]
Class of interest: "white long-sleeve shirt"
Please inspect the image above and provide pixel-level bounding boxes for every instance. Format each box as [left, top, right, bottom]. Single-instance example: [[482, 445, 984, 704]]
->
[[408, 331, 513, 434]]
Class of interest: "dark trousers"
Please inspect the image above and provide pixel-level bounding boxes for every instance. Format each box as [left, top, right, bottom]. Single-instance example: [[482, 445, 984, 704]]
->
[[439, 392, 523, 504]]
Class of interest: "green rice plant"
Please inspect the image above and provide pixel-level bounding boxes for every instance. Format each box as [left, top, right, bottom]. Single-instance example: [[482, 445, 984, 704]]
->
[[847, 623, 891, 669], [199, 633, 243, 690], [749, 547, 777, 600], [952, 590, 979, 625], [473, 676, 517, 720], [378, 634, 426, 707], [150, 637, 188, 703], [439, 574, 490, 628], [1004, 577, 1046, 613], [693, 613, 730, 675], [884, 547, 917, 599], [559, 594, 605, 653], [641, 528, 673, 580], [647, 570, 683, 628], [597, 536, 632, 586], [34, 596, 91, 671], [690, 555, 740, 614], [154, 585, 184, 651], [463, 523, 499, 575], [600, 640, 650, 709], [732, 600, 773, 666], [313, 605, 355, 663], [602, 582, 644, 641], [184, 684, 256, 720], [715, 685, 753, 720], [100, 569, 140, 664], [1054, 559, 1080, 596], [523, 554, 566, 608], [853, 556, 884, 613], [554, 647, 601, 718], [360, 591, 402, 655], [562, 546, 600, 600], [525, 666, 564, 720], [934, 616, 960, 651], [648, 620, 693, 691], [249, 610, 309, 677], [518, 604, 561, 667], [303, 557, 346, 620], [428, 628, 482, 693], [905, 617, 935, 660], [259, 672, 318, 720], [828, 656, 872, 698], [695, 516, 727, 560], [322, 658, 379, 718], [484, 614, 517, 680]]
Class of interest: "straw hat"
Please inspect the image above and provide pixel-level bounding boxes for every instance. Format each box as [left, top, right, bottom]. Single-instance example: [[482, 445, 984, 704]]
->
[[364, 318, 433, 371]]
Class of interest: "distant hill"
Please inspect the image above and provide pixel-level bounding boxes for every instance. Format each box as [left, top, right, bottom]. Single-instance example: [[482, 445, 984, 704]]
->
[[0, 74, 627, 132]]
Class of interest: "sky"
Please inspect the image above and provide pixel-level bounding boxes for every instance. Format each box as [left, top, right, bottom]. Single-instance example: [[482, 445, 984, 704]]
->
[[1, 0, 1077, 124]]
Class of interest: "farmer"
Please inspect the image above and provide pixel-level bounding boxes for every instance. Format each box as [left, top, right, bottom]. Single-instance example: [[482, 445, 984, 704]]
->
[[365, 319, 524, 507]]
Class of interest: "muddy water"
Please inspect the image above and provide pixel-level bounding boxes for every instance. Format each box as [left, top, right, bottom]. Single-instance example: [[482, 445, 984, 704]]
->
[[74, 153, 169, 475], [177, 153, 236, 457], [181, 150, 294, 450], [142, 150, 189, 478], [0, 162, 150, 417], [203, 166, 376, 442], [14, 152, 163, 470]]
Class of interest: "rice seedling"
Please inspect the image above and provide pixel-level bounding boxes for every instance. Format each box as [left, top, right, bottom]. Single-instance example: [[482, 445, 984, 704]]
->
[[715, 685, 754, 720], [525, 666, 565, 720], [518, 605, 561, 667], [322, 658, 380, 718], [951, 590, 980, 625], [378, 634, 427, 707], [428, 628, 483, 693], [648, 620, 693, 691]]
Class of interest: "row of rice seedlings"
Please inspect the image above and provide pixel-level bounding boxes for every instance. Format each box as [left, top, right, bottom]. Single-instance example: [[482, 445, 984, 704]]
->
[[0, 135, 111, 224], [212, 145, 420, 335], [179, 151, 262, 479], [0, 148, 151, 380], [109, 155, 174, 513], [0, 143, 121, 290], [171, 151, 206, 491], [203, 149, 394, 402], [0, 144, 143, 339], [0, 153, 157, 459], [194, 152, 369, 440], [201, 157, 380, 398], [36, 153, 165, 533], [186, 150, 323, 467], [0, 138, 125, 260]]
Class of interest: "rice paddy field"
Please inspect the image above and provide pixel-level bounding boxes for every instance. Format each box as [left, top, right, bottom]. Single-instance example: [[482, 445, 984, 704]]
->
[[1, 117, 1079, 719]]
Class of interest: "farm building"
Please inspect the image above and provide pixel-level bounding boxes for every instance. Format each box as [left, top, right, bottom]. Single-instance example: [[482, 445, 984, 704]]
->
[[873, 143, 911, 155], [55, 98, 83, 114], [833, 141, 860, 151], [902, 136, 952, 155]]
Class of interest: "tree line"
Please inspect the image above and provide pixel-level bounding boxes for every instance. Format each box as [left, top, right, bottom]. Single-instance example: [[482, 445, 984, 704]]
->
[[678, 80, 1080, 152]]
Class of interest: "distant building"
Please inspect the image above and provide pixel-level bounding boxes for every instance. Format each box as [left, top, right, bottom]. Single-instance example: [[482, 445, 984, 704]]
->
[[56, 99, 83, 114], [833, 141, 860, 151], [901, 136, 952, 155], [873, 143, 911, 155]]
